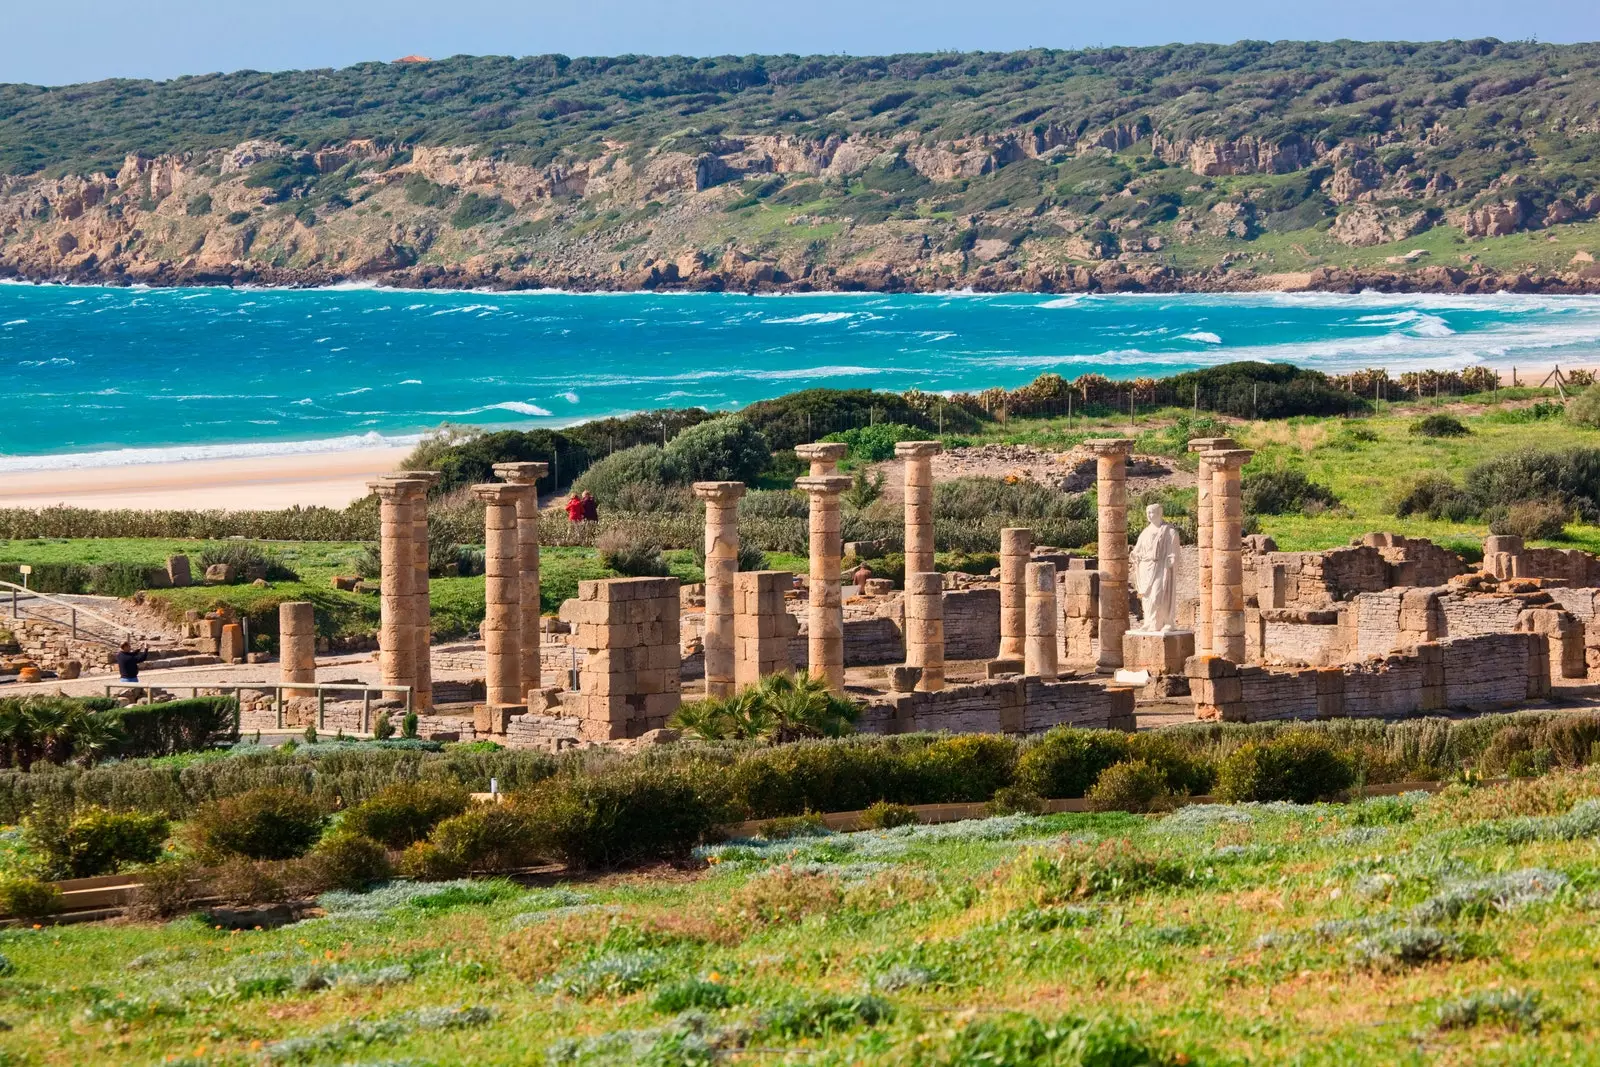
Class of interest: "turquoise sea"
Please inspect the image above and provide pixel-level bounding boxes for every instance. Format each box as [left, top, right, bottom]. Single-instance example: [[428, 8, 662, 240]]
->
[[4, 283, 1600, 469]]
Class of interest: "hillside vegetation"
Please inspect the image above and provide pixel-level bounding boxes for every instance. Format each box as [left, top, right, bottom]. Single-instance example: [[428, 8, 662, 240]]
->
[[3, 42, 1600, 291]]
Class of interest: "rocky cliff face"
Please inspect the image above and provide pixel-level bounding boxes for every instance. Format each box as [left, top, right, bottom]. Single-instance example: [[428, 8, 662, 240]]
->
[[3, 124, 1598, 295]]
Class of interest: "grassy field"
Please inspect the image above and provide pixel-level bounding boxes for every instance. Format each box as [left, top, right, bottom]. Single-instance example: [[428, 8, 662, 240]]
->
[[7, 773, 1600, 1064]]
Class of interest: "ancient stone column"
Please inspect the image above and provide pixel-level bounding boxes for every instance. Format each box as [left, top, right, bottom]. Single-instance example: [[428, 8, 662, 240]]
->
[[279, 601, 316, 698], [1187, 437, 1236, 655], [904, 571, 945, 692], [472, 482, 529, 707], [1207, 449, 1254, 663], [999, 527, 1032, 661], [396, 470, 441, 710], [1086, 439, 1134, 672], [794, 442, 848, 477], [693, 480, 747, 699], [494, 461, 550, 701], [370, 478, 426, 700], [797, 474, 852, 692], [1024, 561, 1059, 682], [895, 441, 943, 579]]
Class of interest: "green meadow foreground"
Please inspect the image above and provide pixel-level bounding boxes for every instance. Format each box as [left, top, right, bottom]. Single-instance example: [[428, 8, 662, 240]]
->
[[7, 775, 1600, 1065]]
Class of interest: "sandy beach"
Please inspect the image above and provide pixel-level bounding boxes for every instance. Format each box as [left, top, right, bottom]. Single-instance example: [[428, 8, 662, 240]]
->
[[0, 446, 413, 510]]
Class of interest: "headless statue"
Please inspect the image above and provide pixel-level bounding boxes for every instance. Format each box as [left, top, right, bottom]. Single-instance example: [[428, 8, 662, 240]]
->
[[1131, 502, 1180, 632]]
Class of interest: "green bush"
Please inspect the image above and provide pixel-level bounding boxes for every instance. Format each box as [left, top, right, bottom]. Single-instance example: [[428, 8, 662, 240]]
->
[[1566, 387, 1600, 429], [340, 780, 471, 849], [405, 801, 539, 876], [1393, 474, 1479, 521], [450, 192, 512, 227], [195, 541, 299, 581], [905, 734, 1018, 803], [1241, 468, 1340, 515], [99, 697, 239, 759], [186, 787, 328, 861], [986, 785, 1046, 815], [821, 422, 926, 463], [30, 806, 169, 878], [595, 527, 669, 577], [1410, 413, 1471, 438], [1214, 732, 1355, 803], [571, 444, 687, 506], [1015, 728, 1132, 799], [1488, 499, 1571, 541], [0, 877, 62, 918], [858, 800, 919, 829], [307, 831, 393, 891], [524, 767, 718, 868], [664, 416, 772, 483], [1086, 760, 1174, 813], [1465, 447, 1600, 521]]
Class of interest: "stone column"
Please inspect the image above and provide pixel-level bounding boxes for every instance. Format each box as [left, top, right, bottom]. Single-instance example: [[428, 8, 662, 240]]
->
[[904, 571, 945, 691], [494, 461, 550, 701], [370, 478, 425, 700], [279, 601, 316, 698], [894, 441, 942, 579], [794, 442, 848, 476], [797, 474, 852, 692], [1207, 449, 1254, 663], [396, 470, 441, 710], [472, 483, 529, 707], [1086, 439, 1134, 672], [1186, 437, 1236, 655], [998, 527, 1032, 661], [693, 480, 747, 699], [1024, 561, 1059, 681]]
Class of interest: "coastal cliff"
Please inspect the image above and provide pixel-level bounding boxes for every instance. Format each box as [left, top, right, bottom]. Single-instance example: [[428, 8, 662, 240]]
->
[[4, 44, 1600, 293]]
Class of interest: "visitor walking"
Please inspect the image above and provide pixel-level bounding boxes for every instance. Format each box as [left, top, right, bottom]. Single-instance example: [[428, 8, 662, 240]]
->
[[566, 492, 585, 523], [115, 641, 149, 683], [581, 491, 598, 521]]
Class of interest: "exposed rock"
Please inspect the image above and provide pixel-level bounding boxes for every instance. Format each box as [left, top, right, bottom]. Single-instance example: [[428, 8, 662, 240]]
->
[[1330, 205, 1434, 247]]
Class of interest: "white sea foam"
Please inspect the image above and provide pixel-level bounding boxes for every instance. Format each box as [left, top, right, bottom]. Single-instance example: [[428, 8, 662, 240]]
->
[[763, 311, 855, 325], [2, 318, 27, 326], [1181, 331, 1223, 344], [489, 401, 554, 416], [0, 431, 422, 473], [1038, 296, 1085, 309], [561, 392, 580, 403]]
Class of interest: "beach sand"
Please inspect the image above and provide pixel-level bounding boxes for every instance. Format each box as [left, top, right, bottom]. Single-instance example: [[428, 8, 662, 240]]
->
[[0, 446, 412, 510]]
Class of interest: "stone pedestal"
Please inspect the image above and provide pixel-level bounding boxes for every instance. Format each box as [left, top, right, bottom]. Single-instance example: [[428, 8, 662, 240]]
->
[[472, 482, 531, 707], [397, 470, 441, 710], [694, 480, 747, 699], [904, 571, 945, 692], [894, 441, 943, 578], [370, 478, 428, 701], [220, 623, 245, 664], [734, 571, 798, 688], [1186, 654, 1244, 721], [1086, 439, 1134, 672], [279, 601, 316, 698], [1123, 629, 1195, 697], [559, 576, 681, 740], [1060, 569, 1099, 666], [1206, 449, 1254, 663], [1024, 561, 1059, 681], [797, 473, 853, 692], [1187, 437, 1236, 655], [794, 442, 848, 476], [998, 527, 1032, 662], [494, 462, 549, 703]]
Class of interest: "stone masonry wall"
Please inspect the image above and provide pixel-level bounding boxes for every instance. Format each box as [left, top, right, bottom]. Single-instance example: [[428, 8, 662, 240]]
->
[[858, 677, 1135, 735], [559, 576, 681, 740]]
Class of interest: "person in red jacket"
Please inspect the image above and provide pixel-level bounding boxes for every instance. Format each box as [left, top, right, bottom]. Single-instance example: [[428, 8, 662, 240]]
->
[[565, 492, 585, 522]]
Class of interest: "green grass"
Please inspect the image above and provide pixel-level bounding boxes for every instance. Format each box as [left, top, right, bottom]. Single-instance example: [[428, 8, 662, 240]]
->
[[10, 773, 1600, 1063]]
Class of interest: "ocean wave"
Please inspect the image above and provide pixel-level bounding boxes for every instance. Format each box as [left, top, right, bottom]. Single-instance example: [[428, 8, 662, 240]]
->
[[763, 311, 855, 325], [0, 431, 422, 473], [2, 318, 27, 326], [1038, 296, 1085, 309], [1181, 331, 1223, 344]]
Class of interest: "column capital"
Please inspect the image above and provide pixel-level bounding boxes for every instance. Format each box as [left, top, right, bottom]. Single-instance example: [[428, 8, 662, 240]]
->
[[1187, 437, 1237, 453], [397, 469, 444, 487], [1083, 437, 1135, 457], [795, 474, 853, 497], [369, 476, 430, 501], [795, 442, 849, 465], [492, 461, 550, 484], [1203, 448, 1254, 471], [692, 480, 748, 504], [893, 440, 943, 459], [471, 482, 536, 505]]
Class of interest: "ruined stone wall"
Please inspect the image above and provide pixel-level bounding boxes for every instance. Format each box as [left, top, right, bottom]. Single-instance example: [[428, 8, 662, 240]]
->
[[943, 588, 1001, 661], [858, 677, 1135, 735], [8, 619, 116, 675], [1545, 587, 1600, 674], [1259, 609, 1345, 666], [1247, 535, 1465, 612], [559, 576, 681, 740]]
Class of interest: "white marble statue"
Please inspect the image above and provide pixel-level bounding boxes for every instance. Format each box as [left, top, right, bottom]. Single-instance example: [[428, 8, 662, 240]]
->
[[1131, 502, 1181, 632]]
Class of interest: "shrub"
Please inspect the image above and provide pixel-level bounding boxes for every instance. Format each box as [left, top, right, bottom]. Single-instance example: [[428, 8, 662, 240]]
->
[[126, 860, 204, 920], [572, 445, 687, 506], [341, 780, 471, 849], [1086, 760, 1175, 813], [0, 877, 63, 918], [186, 788, 328, 861], [663, 416, 772, 483], [1489, 499, 1571, 540], [1393, 474, 1479, 521], [402, 711, 419, 739], [1241, 468, 1340, 515], [406, 801, 538, 876], [1566, 386, 1600, 428], [906, 734, 1018, 803], [308, 832, 393, 891], [1436, 988, 1545, 1032], [1010, 838, 1194, 900], [821, 422, 926, 463], [651, 978, 738, 1013], [210, 857, 291, 906], [1214, 732, 1355, 803], [757, 812, 827, 839], [987, 785, 1046, 815], [372, 712, 395, 740], [1016, 728, 1131, 799], [595, 528, 669, 577], [100, 696, 239, 758], [1410, 413, 1470, 438], [524, 767, 718, 868], [38, 806, 169, 878], [859, 800, 919, 829], [1465, 447, 1600, 520], [195, 541, 298, 581], [449, 192, 512, 227]]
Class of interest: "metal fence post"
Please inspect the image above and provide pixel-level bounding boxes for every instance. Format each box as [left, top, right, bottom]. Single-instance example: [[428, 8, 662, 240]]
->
[[275, 687, 284, 730], [71, 608, 77, 639], [362, 689, 372, 735], [317, 688, 326, 731]]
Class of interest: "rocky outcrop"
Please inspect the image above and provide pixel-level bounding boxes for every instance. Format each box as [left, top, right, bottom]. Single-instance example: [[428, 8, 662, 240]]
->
[[1330, 204, 1435, 246]]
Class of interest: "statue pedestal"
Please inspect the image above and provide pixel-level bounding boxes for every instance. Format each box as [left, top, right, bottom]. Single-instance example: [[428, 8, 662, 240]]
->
[[1123, 629, 1195, 698]]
